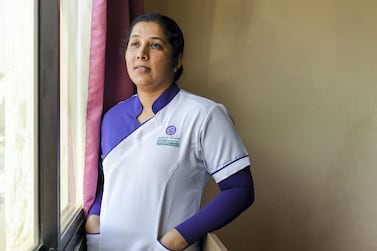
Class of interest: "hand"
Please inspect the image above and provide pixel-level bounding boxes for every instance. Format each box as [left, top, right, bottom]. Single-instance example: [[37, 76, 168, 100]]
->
[[159, 228, 188, 251], [85, 215, 100, 234]]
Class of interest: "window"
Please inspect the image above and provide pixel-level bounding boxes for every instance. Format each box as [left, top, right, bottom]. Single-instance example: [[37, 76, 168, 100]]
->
[[38, 0, 87, 250], [1, 0, 87, 250], [60, 0, 91, 232], [0, 1, 38, 250]]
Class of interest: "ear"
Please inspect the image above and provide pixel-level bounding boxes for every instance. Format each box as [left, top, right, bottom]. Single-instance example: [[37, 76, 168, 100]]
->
[[176, 53, 183, 69]]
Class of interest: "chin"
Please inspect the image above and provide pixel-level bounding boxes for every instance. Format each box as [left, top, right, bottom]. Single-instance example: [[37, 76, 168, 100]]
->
[[133, 81, 152, 89]]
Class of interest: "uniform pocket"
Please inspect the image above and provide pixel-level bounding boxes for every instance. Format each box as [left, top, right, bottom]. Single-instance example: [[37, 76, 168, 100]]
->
[[86, 233, 101, 251], [155, 240, 172, 251]]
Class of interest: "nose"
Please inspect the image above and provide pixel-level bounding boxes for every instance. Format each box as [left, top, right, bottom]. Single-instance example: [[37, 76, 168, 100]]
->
[[137, 54, 148, 60], [136, 45, 148, 60]]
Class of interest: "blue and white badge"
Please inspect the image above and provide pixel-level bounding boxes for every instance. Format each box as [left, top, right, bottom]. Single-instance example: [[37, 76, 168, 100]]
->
[[157, 125, 180, 147], [165, 125, 176, 135]]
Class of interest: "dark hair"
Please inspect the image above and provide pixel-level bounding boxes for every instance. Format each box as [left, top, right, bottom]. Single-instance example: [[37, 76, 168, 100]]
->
[[126, 13, 184, 82]]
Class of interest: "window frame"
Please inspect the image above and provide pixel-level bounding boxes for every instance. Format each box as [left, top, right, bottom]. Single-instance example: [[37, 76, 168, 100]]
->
[[37, 0, 85, 250]]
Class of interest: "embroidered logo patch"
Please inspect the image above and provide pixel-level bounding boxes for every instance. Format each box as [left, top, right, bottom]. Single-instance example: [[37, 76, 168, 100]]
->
[[157, 125, 180, 147], [165, 125, 176, 135]]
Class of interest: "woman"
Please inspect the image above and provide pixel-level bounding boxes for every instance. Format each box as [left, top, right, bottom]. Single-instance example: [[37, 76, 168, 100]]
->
[[86, 13, 254, 251]]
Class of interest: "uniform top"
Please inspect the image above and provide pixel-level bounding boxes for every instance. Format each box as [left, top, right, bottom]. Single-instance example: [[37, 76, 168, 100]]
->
[[99, 83, 250, 250]]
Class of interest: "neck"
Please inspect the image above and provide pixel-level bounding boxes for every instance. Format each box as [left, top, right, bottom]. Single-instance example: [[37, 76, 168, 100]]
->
[[137, 89, 164, 111], [137, 81, 174, 108], [136, 85, 170, 123]]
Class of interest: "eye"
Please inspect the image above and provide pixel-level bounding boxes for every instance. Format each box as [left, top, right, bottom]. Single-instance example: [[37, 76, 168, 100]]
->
[[151, 43, 162, 49], [128, 41, 139, 48]]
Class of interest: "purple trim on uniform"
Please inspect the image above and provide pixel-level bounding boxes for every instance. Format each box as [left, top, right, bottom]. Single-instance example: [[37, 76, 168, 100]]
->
[[175, 167, 254, 246], [88, 168, 104, 216], [210, 155, 249, 176], [100, 96, 140, 159], [101, 83, 180, 159], [152, 83, 180, 113], [88, 189, 102, 216]]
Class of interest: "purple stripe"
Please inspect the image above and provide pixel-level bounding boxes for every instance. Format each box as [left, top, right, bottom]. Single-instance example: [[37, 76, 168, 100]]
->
[[210, 155, 249, 176]]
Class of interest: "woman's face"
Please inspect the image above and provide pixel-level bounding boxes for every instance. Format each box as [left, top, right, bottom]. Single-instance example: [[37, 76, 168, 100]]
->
[[125, 21, 178, 92]]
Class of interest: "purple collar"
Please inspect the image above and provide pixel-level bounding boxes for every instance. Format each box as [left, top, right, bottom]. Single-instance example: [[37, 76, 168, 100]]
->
[[137, 83, 180, 114], [101, 83, 180, 159]]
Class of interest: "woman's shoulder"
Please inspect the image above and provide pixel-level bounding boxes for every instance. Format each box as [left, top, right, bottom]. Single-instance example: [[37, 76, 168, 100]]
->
[[177, 89, 219, 110], [176, 89, 230, 118], [172, 89, 232, 126], [103, 94, 139, 120]]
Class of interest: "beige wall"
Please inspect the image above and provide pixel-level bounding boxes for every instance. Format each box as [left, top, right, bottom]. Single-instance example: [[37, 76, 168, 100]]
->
[[145, 1, 377, 250]]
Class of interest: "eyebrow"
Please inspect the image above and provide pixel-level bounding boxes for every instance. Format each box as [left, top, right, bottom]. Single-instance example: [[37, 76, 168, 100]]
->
[[151, 37, 168, 45], [130, 34, 167, 45]]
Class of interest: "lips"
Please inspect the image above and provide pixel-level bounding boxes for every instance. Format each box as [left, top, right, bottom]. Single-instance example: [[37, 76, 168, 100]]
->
[[134, 65, 151, 73]]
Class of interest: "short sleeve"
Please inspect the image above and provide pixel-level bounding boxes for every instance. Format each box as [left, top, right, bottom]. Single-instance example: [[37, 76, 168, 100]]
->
[[199, 104, 250, 183]]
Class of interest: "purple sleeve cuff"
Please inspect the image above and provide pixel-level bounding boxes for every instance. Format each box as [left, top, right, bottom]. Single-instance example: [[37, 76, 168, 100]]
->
[[88, 190, 102, 216], [175, 167, 254, 245], [88, 168, 104, 216]]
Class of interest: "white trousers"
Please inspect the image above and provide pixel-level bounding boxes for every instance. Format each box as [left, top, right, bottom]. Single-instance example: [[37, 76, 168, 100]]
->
[[86, 234, 101, 251]]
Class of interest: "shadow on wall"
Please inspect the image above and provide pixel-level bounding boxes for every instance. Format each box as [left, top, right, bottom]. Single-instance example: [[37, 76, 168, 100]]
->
[[175, 2, 260, 250], [146, 0, 377, 250]]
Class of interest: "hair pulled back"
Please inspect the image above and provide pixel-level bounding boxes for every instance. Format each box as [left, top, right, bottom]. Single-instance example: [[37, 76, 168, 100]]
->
[[126, 13, 184, 82]]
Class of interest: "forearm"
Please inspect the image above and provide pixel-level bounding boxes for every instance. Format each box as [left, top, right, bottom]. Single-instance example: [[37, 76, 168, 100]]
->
[[159, 229, 188, 251], [175, 168, 254, 246], [86, 181, 103, 233]]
